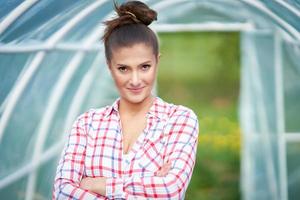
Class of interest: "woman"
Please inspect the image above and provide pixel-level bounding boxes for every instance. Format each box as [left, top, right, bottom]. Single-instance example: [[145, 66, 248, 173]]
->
[[53, 1, 199, 199]]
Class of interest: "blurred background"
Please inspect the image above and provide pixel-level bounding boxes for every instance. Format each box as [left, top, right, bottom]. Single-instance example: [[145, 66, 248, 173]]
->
[[0, 1, 300, 200], [158, 32, 240, 200]]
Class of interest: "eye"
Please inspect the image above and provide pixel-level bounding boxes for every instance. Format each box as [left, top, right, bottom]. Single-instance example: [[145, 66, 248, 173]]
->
[[118, 66, 128, 72], [141, 64, 151, 71]]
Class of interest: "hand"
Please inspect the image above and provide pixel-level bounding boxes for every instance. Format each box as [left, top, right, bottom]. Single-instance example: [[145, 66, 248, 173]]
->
[[80, 177, 107, 196], [155, 161, 172, 177]]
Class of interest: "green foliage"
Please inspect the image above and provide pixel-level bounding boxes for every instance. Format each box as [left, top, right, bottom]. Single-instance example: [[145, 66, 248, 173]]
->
[[157, 32, 241, 200]]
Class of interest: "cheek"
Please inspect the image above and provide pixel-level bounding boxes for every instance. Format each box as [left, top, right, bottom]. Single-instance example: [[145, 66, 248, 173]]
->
[[147, 68, 157, 83], [111, 72, 127, 87]]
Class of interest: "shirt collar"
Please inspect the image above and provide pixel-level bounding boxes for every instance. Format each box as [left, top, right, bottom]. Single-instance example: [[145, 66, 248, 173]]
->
[[147, 96, 167, 120], [104, 97, 120, 118], [104, 96, 167, 120]]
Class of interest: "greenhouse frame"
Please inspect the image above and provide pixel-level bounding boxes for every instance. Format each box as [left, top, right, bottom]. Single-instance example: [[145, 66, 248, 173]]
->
[[0, 0, 300, 199]]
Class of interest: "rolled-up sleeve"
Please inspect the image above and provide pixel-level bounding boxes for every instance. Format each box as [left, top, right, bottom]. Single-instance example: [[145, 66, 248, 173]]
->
[[52, 113, 106, 200], [105, 109, 199, 199]]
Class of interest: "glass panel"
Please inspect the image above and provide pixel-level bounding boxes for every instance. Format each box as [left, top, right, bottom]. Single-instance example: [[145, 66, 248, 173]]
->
[[0, 0, 93, 43], [240, 31, 281, 199], [61, 2, 113, 42], [0, 53, 35, 105], [286, 142, 300, 199], [43, 52, 97, 150], [81, 57, 118, 110], [0, 51, 74, 178], [0, 0, 23, 21], [0, 175, 28, 199], [283, 40, 300, 132], [157, 1, 247, 24], [286, 0, 300, 11], [35, 156, 59, 199], [43, 52, 118, 151], [261, 0, 300, 33]]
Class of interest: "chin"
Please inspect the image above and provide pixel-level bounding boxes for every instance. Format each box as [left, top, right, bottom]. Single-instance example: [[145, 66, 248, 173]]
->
[[127, 96, 146, 104], [123, 93, 150, 104]]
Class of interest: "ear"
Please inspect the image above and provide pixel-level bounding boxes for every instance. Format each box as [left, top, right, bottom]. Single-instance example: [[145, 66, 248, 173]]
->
[[156, 53, 161, 63]]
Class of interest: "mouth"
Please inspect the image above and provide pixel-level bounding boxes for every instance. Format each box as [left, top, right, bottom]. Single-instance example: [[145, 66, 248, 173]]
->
[[127, 86, 145, 94]]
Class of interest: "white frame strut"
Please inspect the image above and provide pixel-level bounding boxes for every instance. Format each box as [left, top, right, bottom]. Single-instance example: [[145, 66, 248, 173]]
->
[[0, 0, 39, 35], [274, 29, 288, 200], [241, 0, 300, 40]]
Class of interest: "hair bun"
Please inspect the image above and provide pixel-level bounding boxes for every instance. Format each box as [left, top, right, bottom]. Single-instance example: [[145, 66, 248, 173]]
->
[[115, 1, 157, 26]]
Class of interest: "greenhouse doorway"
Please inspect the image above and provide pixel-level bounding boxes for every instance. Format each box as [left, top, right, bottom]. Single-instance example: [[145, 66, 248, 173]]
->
[[156, 29, 241, 200]]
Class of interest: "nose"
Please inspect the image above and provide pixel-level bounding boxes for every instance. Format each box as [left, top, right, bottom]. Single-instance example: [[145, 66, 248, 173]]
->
[[130, 71, 141, 87]]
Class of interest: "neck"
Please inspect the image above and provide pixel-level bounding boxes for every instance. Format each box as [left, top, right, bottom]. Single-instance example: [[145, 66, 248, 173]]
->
[[119, 95, 154, 117]]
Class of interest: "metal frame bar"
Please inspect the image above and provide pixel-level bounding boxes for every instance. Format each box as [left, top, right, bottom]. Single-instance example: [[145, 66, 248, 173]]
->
[[0, 22, 254, 53], [286, 133, 300, 142], [0, 0, 39, 35], [277, 0, 300, 18], [239, 32, 254, 198], [274, 28, 288, 200], [0, 43, 102, 53], [151, 22, 254, 32], [241, 0, 300, 40], [247, 31, 279, 200], [62, 54, 104, 141], [151, 0, 189, 11], [0, 141, 61, 189]]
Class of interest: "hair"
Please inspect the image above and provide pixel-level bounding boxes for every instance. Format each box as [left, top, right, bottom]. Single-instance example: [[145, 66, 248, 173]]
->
[[102, 0, 159, 62]]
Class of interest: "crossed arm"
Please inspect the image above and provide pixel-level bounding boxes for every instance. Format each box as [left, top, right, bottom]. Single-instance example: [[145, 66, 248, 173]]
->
[[79, 161, 172, 196], [52, 110, 199, 199]]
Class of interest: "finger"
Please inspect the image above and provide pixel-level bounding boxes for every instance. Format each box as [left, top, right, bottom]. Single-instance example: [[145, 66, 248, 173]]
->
[[161, 162, 170, 168], [163, 161, 171, 167], [162, 166, 171, 173], [161, 166, 170, 172], [156, 168, 167, 176], [162, 163, 171, 170], [158, 167, 170, 176], [156, 161, 172, 177], [156, 171, 164, 177], [162, 165, 171, 173]]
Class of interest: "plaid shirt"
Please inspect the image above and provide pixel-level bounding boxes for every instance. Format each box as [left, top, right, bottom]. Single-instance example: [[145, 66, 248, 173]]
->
[[53, 96, 199, 200]]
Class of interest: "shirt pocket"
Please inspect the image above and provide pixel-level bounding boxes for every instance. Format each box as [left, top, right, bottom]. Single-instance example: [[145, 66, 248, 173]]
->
[[137, 138, 165, 173]]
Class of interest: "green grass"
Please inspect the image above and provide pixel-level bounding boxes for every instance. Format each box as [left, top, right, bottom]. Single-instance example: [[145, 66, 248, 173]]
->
[[157, 32, 241, 200]]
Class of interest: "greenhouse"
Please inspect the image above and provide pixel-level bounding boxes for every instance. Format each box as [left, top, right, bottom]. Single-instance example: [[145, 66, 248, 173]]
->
[[0, 0, 300, 199]]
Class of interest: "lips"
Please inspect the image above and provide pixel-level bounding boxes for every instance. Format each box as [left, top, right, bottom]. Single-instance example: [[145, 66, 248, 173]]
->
[[128, 86, 145, 94]]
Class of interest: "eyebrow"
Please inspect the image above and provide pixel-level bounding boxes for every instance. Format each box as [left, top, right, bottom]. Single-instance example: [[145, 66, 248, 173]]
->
[[116, 60, 151, 67]]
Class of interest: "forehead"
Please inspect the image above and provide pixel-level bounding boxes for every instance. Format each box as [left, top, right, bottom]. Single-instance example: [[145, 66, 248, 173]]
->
[[111, 43, 155, 64]]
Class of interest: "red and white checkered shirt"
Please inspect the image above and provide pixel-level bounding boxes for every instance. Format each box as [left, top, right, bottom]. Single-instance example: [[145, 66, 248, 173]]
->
[[53, 96, 199, 199]]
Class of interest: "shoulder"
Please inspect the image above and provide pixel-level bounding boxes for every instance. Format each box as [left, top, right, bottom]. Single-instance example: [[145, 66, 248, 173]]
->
[[171, 104, 198, 121], [157, 97, 199, 129], [158, 97, 198, 122], [73, 104, 112, 129], [77, 106, 109, 121], [158, 98, 199, 142]]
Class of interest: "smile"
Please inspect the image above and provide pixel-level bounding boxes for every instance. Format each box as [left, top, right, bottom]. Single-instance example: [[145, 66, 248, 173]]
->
[[128, 87, 145, 93]]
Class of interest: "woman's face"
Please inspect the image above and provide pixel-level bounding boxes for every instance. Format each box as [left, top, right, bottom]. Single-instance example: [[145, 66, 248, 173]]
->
[[108, 43, 159, 104]]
